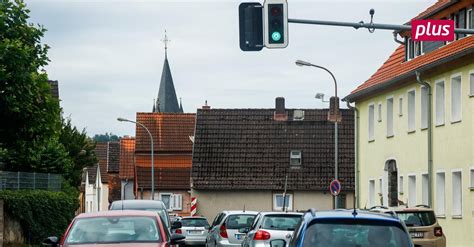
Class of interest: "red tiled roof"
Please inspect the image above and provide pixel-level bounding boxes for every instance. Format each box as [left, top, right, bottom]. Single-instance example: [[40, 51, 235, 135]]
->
[[350, 35, 474, 97], [411, 0, 453, 21], [135, 155, 192, 168], [135, 113, 196, 153], [136, 166, 191, 190], [119, 137, 135, 179], [94, 142, 109, 183]]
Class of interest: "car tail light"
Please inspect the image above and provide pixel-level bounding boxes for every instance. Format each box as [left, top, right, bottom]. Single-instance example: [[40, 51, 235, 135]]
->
[[434, 227, 443, 237], [253, 230, 271, 240], [219, 223, 228, 238], [175, 229, 182, 234]]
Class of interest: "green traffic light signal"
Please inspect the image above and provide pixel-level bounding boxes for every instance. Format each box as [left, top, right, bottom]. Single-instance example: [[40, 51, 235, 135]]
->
[[271, 31, 282, 41]]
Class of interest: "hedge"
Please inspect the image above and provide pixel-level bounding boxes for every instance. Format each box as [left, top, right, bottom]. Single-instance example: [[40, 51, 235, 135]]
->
[[0, 190, 78, 244]]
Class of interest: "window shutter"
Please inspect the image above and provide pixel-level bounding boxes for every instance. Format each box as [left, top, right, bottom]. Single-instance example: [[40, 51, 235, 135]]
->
[[174, 194, 183, 210], [169, 194, 176, 210]]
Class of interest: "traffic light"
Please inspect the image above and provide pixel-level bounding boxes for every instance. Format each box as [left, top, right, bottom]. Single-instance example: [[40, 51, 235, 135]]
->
[[239, 2, 263, 51], [264, 0, 288, 48]]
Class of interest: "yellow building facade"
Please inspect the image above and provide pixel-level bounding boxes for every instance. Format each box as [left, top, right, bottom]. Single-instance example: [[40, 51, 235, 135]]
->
[[345, 2, 474, 245]]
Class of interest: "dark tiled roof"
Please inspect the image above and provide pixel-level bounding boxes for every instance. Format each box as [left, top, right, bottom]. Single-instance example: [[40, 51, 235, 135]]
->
[[136, 166, 191, 190], [107, 142, 120, 173], [191, 109, 354, 191], [120, 137, 136, 179], [154, 57, 182, 113], [48, 80, 59, 99], [135, 113, 196, 153], [94, 142, 109, 183]]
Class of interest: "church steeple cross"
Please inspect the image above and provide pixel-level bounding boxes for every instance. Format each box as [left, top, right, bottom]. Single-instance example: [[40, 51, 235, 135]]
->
[[161, 30, 171, 58]]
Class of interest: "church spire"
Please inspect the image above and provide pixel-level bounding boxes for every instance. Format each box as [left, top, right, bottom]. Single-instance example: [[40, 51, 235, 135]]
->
[[153, 30, 180, 113]]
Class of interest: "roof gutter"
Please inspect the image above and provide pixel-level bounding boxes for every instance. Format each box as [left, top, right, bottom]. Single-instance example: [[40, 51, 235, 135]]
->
[[344, 47, 474, 102]]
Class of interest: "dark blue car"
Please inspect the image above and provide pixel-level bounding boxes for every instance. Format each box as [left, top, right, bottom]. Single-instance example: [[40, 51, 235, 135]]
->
[[271, 209, 414, 247]]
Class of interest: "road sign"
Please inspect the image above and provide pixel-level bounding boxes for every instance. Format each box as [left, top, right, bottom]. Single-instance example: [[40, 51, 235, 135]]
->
[[329, 179, 341, 196]]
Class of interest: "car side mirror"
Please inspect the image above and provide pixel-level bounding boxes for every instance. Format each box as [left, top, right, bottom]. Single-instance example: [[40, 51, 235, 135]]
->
[[239, 227, 249, 234], [270, 239, 286, 247], [171, 221, 182, 230], [42, 236, 59, 247], [170, 233, 186, 245]]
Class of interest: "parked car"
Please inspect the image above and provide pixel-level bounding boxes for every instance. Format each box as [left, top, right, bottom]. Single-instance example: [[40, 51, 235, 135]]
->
[[174, 216, 210, 246], [277, 209, 414, 247], [206, 210, 258, 247], [393, 205, 446, 247], [42, 210, 185, 247], [241, 212, 303, 247], [110, 200, 172, 230]]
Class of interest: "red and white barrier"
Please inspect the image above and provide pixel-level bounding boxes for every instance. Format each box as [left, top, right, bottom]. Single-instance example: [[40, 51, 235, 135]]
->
[[190, 197, 197, 216]]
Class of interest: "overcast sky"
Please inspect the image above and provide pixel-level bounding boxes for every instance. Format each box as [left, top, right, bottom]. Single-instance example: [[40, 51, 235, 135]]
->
[[26, 0, 434, 137]]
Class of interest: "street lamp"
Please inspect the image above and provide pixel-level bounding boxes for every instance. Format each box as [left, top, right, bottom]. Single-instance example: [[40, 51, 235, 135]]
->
[[315, 93, 329, 103], [117, 117, 155, 200], [295, 60, 341, 209]]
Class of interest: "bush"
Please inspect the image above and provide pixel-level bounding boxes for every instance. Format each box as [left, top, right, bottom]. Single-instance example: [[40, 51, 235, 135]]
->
[[0, 190, 78, 244]]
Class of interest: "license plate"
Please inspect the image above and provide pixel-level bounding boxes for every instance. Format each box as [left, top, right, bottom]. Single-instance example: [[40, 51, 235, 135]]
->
[[235, 234, 245, 240], [410, 232, 424, 238], [188, 230, 202, 234]]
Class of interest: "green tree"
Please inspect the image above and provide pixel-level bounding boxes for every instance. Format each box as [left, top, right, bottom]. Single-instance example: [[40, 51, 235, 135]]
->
[[92, 132, 120, 142], [60, 118, 97, 188], [0, 0, 67, 173]]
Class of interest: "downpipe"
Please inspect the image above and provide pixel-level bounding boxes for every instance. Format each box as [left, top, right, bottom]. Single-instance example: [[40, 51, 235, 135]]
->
[[415, 71, 433, 207], [345, 100, 360, 208]]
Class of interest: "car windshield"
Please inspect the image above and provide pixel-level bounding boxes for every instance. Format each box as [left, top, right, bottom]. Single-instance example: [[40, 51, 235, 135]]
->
[[181, 218, 209, 227], [66, 216, 161, 244], [261, 215, 301, 231], [226, 214, 256, 229], [302, 219, 410, 247], [396, 211, 436, 226]]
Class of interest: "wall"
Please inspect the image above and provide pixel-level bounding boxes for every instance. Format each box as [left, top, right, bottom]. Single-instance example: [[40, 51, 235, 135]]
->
[[191, 190, 353, 223], [356, 62, 474, 246], [121, 180, 135, 200], [140, 190, 191, 216]]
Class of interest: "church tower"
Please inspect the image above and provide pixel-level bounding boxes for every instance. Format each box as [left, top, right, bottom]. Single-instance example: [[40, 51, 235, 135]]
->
[[153, 31, 183, 113]]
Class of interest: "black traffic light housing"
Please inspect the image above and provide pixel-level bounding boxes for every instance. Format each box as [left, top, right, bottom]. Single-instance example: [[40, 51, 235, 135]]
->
[[239, 2, 263, 51]]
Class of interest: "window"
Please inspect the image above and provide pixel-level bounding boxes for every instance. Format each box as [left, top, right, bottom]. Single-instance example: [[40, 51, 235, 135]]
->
[[159, 193, 182, 211], [436, 172, 445, 216], [407, 90, 416, 132], [469, 71, 474, 96], [273, 193, 293, 211], [414, 41, 422, 56], [435, 81, 445, 125], [290, 150, 302, 166], [398, 97, 403, 116], [368, 179, 375, 207], [422, 174, 429, 206], [452, 171, 462, 217], [399, 175, 404, 194], [451, 75, 462, 122], [368, 104, 375, 141], [386, 98, 394, 137], [408, 175, 416, 207], [421, 86, 429, 129], [470, 168, 474, 188], [377, 103, 382, 122]]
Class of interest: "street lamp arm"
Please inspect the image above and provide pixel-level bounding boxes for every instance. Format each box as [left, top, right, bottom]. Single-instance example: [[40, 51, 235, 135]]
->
[[309, 64, 338, 98]]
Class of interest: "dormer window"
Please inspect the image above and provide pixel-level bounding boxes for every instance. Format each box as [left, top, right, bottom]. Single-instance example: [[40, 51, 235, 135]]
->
[[290, 150, 302, 166], [406, 38, 423, 61]]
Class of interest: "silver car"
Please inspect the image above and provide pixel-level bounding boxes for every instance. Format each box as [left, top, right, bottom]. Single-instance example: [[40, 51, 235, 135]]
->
[[241, 212, 303, 247], [206, 210, 258, 247], [176, 216, 210, 246]]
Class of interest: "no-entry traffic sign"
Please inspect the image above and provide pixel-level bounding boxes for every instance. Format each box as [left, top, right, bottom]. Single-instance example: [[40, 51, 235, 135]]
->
[[329, 179, 341, 196]]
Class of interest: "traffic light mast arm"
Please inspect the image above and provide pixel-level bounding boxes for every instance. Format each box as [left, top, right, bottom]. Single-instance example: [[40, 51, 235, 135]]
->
[[288, 18, 474, 34]]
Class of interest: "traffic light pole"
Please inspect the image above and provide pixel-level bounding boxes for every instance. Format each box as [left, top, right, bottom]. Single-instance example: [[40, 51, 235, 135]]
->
[[288, 18, 474, 34]]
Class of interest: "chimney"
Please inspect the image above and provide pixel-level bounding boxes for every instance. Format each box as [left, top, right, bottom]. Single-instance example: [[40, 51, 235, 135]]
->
[[274, 97, 288, 121], [202, 100, 211, 110]]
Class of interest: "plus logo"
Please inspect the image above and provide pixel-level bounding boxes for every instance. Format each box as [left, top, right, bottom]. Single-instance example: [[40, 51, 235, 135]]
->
[[412, 20, 454, 42]]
